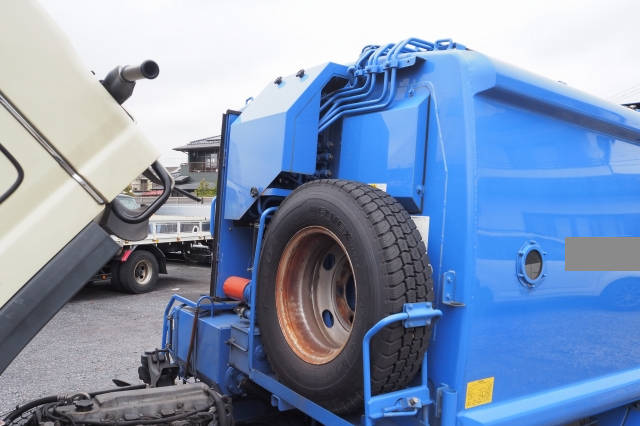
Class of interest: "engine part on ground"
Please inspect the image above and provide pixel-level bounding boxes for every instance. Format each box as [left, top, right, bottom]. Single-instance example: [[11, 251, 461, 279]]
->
[[139, 349, 179, 388], [257, 179, 433, 414], [3, 385, 145, 425], [101, 60, 159, 105], [24, 383, 232, 426]]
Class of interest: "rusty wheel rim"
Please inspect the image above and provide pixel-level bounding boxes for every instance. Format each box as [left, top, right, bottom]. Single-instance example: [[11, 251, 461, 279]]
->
[[275, 226, 357, 364]]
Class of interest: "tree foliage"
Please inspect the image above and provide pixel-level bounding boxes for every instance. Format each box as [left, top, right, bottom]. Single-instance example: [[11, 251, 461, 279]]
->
[[122, 184, 135, 196], [195, 179, 216, 197]]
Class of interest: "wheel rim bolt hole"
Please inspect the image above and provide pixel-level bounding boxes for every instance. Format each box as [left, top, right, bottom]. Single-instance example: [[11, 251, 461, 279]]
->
[[323, 253, 335, 270], [345, 276, 355, 311], [322, 309, 334, 328]]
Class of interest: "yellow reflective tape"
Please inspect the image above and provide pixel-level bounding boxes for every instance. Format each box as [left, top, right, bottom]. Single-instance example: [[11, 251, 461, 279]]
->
[[465, 377, 494, 409]]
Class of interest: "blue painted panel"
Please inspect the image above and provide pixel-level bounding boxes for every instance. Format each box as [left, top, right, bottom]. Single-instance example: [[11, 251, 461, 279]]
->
[[213, 112, 254, 296], [419, 49, 640, 422], [467, 90, 640, 402], [171, 307, 235, 386], [225, 63, 349, 220], [228, 322, 271, 375], [338, 70, 429, 212], [456, 367, 640, 425]]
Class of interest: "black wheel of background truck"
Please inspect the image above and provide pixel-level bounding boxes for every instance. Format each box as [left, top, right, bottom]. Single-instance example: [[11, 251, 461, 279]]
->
[[108, 261, 125, 292], [119, 250, 159, 294], [257, 179, 434, 414]]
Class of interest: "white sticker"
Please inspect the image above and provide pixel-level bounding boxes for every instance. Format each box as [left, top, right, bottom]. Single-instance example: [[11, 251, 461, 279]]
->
[[410, 215, 430, 250], [369, 183, 387, 192]]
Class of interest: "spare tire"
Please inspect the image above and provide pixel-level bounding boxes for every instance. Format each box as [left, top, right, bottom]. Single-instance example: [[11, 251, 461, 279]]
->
[[257, 179, 433, 414]]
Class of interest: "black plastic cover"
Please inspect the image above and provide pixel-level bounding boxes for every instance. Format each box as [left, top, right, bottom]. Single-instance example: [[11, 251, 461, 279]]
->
[[0, 222, 119, 374]]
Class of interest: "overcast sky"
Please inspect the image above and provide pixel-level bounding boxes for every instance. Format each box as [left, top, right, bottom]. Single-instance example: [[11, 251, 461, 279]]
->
[[39, 0, 640, 166]]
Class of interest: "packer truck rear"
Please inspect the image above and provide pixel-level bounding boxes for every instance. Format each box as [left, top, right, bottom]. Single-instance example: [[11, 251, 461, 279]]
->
[[1, 2, 639, 425]]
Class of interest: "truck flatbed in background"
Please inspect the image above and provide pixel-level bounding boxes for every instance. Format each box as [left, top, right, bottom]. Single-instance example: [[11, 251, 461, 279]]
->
[[93, 196, 213, 293]]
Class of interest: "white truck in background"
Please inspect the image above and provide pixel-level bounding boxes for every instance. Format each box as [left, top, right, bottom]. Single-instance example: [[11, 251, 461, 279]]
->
[[93, 195, 214, 293]]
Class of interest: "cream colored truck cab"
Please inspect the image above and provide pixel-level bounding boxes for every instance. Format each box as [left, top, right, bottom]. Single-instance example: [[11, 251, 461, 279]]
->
[[0, 1, 169, 373]]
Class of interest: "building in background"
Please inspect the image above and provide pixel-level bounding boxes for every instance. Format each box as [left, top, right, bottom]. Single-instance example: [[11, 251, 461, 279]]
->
[[130, 166, 180, 194], [125, 136, 219, 197], [172, 136, 220, 193]]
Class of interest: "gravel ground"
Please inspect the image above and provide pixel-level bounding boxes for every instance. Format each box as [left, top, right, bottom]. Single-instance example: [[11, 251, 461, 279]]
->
[[0, 262, 210, 414]]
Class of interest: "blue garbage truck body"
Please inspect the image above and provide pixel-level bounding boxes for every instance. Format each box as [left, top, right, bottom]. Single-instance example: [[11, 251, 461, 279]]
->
[[163, 39, 640, 425]]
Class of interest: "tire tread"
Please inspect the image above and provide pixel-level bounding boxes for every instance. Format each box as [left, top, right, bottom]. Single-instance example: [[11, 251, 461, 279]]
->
[[269, 179, 434, 414]]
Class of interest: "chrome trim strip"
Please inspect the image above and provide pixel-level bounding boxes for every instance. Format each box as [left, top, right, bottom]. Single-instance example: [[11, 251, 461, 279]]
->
[[0, 91, 106, 204]]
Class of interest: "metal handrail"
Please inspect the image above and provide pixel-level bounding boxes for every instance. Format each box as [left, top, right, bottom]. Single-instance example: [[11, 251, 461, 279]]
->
[[247, 207, 278, 372], [362, 302, 442, 426]]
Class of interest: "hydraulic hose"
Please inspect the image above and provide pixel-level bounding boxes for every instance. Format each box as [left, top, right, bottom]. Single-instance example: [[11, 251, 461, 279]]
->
[[320, 74, 372, 113], [321, 74, 376, 116], [320, 47, 377, 102], [319, 38, 440, 134], [208, 389, 232, 426], [3, 395, 57, 423], [90, 384, 146, 396], [318, 68, 393, 132]]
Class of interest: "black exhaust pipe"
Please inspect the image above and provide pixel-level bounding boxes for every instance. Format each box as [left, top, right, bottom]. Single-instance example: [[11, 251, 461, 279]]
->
[[101, 60, 159, 105]]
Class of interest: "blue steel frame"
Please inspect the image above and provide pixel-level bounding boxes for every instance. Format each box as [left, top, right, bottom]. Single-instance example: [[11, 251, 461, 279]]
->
[[246, 207, 277, 372], [161, 294, 237, 349], [209, 196, 216, 237], [363, 303, 442, 426], [163, 206, 445, 426], [244, 209, 445, 426]]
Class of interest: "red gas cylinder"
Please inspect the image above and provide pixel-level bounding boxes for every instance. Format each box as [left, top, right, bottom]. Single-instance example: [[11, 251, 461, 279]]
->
[[223, 276, 251, 301]]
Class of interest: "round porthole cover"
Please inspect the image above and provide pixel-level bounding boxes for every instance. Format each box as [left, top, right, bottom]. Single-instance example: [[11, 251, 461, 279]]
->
[[517, 241, 547, 287]]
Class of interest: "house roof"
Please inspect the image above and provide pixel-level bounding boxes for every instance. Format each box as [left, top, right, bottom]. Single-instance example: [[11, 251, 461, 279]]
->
[[173, 135, 221, 152]]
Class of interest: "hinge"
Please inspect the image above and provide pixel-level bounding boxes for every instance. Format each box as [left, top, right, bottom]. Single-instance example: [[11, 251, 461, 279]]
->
[[435, 384, 457, 421], [442, 270, 465, 307]]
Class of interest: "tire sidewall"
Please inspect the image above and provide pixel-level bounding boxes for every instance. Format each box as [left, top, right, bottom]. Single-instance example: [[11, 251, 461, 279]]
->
[[109, 261, 124, 292], [257, 184, 386, 400], [120, 250, 159, 294]]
